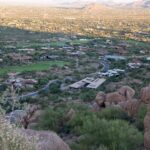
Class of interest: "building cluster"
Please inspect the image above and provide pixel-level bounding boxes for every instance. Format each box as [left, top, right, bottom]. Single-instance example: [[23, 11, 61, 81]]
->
[[98, 69, 125, 77], [128, 63, 142, 69], [6, 73, 37, 89], [7, 53, 32, 62]]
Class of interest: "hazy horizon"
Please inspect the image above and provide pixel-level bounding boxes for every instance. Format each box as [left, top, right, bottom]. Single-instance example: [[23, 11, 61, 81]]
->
[[0, 0, 138, 6]]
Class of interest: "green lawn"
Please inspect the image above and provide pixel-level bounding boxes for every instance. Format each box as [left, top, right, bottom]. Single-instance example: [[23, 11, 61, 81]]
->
[[70, 39, 91, 45], [0, 61, 69, 76], [50, 41, 66, 47]]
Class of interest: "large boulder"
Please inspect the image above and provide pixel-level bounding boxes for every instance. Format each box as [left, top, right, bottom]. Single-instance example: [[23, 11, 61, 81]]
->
[[92, 102, 101, 112], [21, 129, 70, 150], [118, 86, 135, 99], [106, 92, 126, 105], [119, 99, 141, 117], [141, 85, 150, 104], [144, 106, 150, 150], [144, 132, 150, 150], [95, 91, 106, 107], [144, 106, 150, 132], [27, 110, 43, 124], [6, 110, 27, 124]]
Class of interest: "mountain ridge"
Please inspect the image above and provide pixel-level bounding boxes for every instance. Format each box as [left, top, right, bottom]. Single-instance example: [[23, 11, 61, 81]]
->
[[126, 0, 150, 8], [0, 0, 149, 8]]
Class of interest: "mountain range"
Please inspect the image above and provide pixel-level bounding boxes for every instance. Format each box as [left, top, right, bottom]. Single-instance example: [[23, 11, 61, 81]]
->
[[125, 0, 150, 8], [58, 0, 150, 8], [0, 0, 149, 8]]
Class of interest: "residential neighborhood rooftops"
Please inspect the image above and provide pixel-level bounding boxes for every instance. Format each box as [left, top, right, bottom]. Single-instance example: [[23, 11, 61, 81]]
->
[[68, 51, 86, 56], [128, 63, 142, 69], [98, 69, 125, 77], [18, 48, 35, 51], [104, 55, 126, 61]]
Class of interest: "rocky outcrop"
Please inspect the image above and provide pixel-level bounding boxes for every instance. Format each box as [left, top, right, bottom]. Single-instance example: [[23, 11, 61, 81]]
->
[[6, 105, 42, 129], [118, 86, 135, 100], [21, 129, 70, 150], [94, 86, 141, 118], [20, 105, 41, 129], [141, 85, 150, 150], [144, 106, 150, 150], [95, 86, 135, 108], [94, 83, 150, 150], [120, 99, 141, 117], [106, 92, 126, 104], [6, 110, 26, 124], [95, 84, 150, 150], [141, 85, 150, 104], [95, 91, 106, 107]]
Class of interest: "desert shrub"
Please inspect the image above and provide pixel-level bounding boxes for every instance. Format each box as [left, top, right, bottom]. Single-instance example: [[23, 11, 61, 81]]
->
[[134, 104, 147, 131], [35, 107, 64, 132], [35, 78, 49, 89], [0, 115, 35, 150], [49, 83, 61, 94], [96, 107, 132, 121], [71, 143, 109, 150], [72, 119, 143, 150], [35, 104, 91, 133], [68, 109, 95, 134], [80, 90, 96, 102], [0, 84, 7, 92]]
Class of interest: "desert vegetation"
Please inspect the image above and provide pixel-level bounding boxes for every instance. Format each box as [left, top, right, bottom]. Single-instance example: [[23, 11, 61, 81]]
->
[[0, 2, 150, 150]]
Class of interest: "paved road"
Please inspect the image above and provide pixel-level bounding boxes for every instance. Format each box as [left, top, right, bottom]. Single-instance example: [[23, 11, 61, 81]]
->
[[100, 57, 110, 72], [19, 79, 59, 101]]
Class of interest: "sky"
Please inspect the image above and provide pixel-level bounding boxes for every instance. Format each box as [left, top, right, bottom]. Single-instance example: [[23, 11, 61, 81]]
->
[[0, 0, 137, 6]]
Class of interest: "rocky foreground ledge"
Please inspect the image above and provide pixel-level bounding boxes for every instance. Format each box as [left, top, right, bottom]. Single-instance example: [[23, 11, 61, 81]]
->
[[20, 129, 70, 150], [0, 115, 70, 150]]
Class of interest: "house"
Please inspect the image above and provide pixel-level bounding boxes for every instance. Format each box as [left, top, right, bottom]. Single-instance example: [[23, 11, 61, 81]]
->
[[7, 53, 32, 62], [40, 55, 59, 60], [140, 50, 146, 54], [104, 55, 126, 61], [68, 51, 85, 56], [62, 46, 74, 51], [6, 77, 37, 89], [79, 46, 88, 51], [69, 77, 106, 89], [146, 57, 150, 61], [4, 45, 16, 49], [69, 77, 94, 89], [18, 48, 35, 52], [41, 47, 49, 50], [98, 69, 125, 77], [109, 46, 128, 55], [128, 63, 141, 69], [106, 40, 112, 45], [87, 78, 106, 89], [23, 79, 38, 85], [8, 72, 20, 77], [0, 58, 3, 62]]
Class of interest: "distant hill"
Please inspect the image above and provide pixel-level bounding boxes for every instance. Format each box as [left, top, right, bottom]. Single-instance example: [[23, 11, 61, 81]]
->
[[0, 0, 149, 9], [57, 0, 150, 9], [82, 3, 112, 13], [126, 0, 150, 8], [84, 3, 109, 9]]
